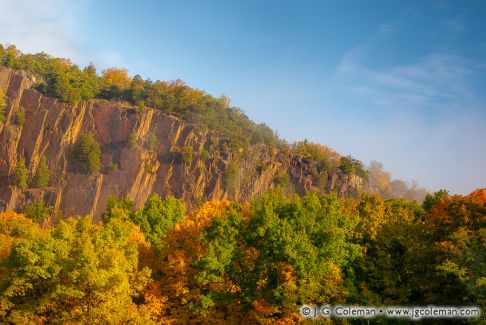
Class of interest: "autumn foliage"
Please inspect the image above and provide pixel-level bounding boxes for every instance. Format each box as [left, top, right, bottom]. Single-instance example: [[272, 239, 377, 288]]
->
[[0, 188, 484, 323]]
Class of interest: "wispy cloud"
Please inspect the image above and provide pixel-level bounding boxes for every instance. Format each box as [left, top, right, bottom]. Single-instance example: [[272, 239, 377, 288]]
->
[[336, 51, 481, 111], [329, 15, 486, 194], [0, 0, 124, 68]]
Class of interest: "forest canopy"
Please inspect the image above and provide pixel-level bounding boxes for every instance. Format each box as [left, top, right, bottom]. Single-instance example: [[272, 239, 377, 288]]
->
[[0, 189, 484, 323]]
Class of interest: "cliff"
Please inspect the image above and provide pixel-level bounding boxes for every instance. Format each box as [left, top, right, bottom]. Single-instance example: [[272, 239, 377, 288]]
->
[[0, 67, 365, 219]]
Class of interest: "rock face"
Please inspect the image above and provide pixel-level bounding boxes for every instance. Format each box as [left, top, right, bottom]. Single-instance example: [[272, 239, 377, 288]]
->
[[0, 68, 365, 220]]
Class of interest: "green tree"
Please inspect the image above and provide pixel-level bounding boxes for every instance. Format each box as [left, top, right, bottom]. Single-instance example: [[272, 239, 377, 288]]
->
[[346, 198, 426, 306], [23, 201, 53, 223], [180, 146, 193, 165], [101, 196, 134, 224], [14, 158, 28, 190], [131, 193, 186, 247], [224, 163, 239, 198], [72, 132, 101, 174], [2, 45, 20, 69], [129, 74, 145, 104], [339, 155, 367, 178], [13, 107, 25, 126], [32, 156, 50, 187], [192, 191, 361, 317], [79, 63, 99, 100], [46, 58, 83, 104], [339, 155, 355, 175], [145, 132, 158, 152], [0, 87, 5, 123]]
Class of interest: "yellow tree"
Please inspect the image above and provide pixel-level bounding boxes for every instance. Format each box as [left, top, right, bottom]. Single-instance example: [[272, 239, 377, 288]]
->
[[0, 216, 152, 323], [101, 68, 132, 89]]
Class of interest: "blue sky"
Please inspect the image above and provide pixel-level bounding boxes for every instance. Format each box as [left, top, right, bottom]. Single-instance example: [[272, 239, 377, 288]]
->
[[0, 0, 485, 194]]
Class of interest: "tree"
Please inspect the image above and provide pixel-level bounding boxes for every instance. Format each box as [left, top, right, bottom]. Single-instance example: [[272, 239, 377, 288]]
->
[[79, 63, 99, 100], [346, 198, 426, 306], [72, 132, 101, 174], [0, 216, 151, 323], [224, 163, 239, 198], [0, 211, 42, 266], [128, 131, 138, 147], [0, 87, 5, 123], [23, 201, 53, 223], [32, 156, 50, 187], [14, 158, 28, 190], [423, 189, 449, 212], [339, 155, 367, 178], [46, 58, 83, 104], [145, 132, 158, 152], [182, 192, 361, 322], [129, 74, 145, 104], [101, 196, 134, 224], [421, 189, 486, 307], [2, 45, 20, 69], [339, 155, 355, 175], [13, 107, 25, 126], [101, 68, 131, 89], [294, 141, 336, 172], [156, 200, 233, 323], [367, 161, 392, 198], [355, 193, 386, 241], [131, 194, 186, 247], [180, 146, 193, 165]]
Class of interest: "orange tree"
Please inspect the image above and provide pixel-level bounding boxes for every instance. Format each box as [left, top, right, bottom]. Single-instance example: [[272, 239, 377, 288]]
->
[[422, 189, 486, 307]]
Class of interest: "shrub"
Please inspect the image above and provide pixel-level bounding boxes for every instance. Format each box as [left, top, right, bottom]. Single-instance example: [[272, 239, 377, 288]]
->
[[339, 155, 355, 175], [224, 163, 239, 198], [72, 132, 101, 174], [128, 131, 138, 147], [33, 156, 50, 187], [273, 170, 291, 188], [135, 101, 146, 113], [14, 158, 28, 190], [145, 132, 158, 152], [0, 87, 5, 123], [181, 146, 193, 165], [339, 155, 368, 179], [23, 201, 53, 223], [107, 161, 118, 171], [145, 161, 155, 174], [200, 149, 211, 162], [256, 162, 268, 173], [14, 106, 26, 125], [294, 141, 334, 172]]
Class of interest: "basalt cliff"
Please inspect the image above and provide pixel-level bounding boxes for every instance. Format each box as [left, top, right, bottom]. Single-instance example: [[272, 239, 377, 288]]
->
[[0, 67, 366, 219]]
